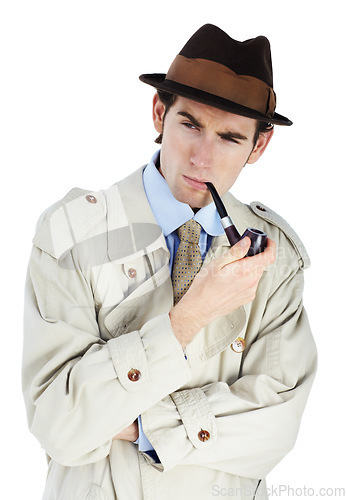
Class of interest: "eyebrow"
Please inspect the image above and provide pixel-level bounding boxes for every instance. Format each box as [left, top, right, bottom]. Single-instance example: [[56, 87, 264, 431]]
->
[[177, 111, 203, 128], [176, 111, 248, 142]]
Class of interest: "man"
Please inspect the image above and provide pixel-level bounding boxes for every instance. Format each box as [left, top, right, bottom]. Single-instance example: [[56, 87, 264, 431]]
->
[[22, 24, 317, 499]]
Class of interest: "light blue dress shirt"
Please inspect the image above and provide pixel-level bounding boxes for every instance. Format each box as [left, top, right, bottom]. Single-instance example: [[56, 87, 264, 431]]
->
[[134, 150, 224, 455]]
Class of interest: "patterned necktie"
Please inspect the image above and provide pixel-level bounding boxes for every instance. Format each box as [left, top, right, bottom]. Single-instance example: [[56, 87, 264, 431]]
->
[[172, 219, 203, 305]]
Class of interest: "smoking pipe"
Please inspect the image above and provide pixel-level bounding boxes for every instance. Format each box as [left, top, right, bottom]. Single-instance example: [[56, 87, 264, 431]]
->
[[205, 182, 267, 257]]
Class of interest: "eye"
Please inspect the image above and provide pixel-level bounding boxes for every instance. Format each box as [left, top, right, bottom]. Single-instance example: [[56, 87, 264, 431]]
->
[[221, 136, 240, 144], [182, 122, 198, 130], [220, 135, 240, 145]]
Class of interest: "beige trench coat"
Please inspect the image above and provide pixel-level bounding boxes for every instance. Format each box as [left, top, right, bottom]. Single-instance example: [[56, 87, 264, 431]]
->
[[22, 166, 317, 500]]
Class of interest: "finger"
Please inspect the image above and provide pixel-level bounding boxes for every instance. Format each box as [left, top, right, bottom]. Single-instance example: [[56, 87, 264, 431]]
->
[[252, 237, 276, 266], [217, 236, 251, 270], [239, 237, 277, 274], [264, 238, 277, 264]]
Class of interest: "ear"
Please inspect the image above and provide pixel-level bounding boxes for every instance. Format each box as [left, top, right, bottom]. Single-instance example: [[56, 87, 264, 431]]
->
[[152, 93, 166, 134], [247, 128, 274, 164]]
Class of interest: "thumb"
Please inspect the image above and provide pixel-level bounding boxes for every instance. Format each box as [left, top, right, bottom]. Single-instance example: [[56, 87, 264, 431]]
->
[[217, 236, 251, 269]]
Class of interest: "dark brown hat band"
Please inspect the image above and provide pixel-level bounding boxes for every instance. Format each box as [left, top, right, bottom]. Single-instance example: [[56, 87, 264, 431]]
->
[[166, 55, 276, 118]]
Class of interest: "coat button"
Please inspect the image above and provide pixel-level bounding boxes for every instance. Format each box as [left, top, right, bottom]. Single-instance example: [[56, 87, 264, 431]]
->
[[86, 194, 97, 204], [198, 429, 210, 442], [128, 268, 137, 278], [231, 337, 246, 353], [256, 205, 266, 212], [127, 368, 141, 382]]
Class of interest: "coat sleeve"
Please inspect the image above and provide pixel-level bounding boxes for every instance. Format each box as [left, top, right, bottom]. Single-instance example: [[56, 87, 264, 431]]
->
[[141, 241, 317, 479], [22, 244, 191, 467]]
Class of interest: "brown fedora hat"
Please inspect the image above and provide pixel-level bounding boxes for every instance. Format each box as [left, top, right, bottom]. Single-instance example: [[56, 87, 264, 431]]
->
[[139, 24, 292, 126]]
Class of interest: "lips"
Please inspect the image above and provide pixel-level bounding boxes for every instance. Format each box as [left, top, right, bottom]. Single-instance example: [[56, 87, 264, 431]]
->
[[188, 176, 209, 183], [183, 175, 209, 191]]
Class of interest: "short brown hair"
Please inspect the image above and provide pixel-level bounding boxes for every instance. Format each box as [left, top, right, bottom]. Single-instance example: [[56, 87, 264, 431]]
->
[[154, 91, 178, 144]]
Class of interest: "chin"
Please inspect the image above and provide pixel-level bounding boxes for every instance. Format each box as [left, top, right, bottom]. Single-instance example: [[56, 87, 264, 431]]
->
[[188, 198, 209, 211], [173, 185, 210, 208]]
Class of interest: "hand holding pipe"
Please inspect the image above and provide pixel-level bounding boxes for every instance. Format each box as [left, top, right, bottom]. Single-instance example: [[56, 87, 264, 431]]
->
[[205, 182, 267, 257]]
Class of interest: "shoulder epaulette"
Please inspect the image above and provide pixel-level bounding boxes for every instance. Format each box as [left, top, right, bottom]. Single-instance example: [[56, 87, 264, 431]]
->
[[250, 201, 310, 269], [33, 187, 106, 260]]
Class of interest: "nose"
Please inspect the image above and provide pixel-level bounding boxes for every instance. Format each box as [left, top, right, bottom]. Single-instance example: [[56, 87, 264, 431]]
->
[[190, 137, 214, 170]]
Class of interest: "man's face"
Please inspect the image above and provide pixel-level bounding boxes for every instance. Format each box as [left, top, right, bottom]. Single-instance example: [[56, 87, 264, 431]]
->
[[153, 95, 272, 211]]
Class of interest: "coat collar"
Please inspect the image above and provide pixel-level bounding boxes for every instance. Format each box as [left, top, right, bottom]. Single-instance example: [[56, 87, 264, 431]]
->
[[104, 166, 169, 263]]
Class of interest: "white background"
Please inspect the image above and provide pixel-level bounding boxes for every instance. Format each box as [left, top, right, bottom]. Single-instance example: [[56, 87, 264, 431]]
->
[[1, 1, 345, 498]]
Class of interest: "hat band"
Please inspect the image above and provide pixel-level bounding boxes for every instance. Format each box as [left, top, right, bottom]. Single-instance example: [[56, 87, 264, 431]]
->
[[166, 55, 276, 118]]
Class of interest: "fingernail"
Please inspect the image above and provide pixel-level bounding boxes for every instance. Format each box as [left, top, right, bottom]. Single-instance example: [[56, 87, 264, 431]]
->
[[240, 238, 247, 247]]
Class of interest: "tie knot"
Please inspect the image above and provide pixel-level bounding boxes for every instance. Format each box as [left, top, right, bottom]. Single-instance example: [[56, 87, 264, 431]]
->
[[177, 219, 202, 244]]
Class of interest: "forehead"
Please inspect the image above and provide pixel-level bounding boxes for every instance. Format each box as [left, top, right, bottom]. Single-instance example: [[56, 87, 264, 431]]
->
[[170, 96, 257, 134]]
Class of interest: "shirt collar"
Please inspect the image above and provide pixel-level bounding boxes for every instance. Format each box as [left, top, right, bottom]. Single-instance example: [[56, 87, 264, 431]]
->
[[143, 150, 224, 237]]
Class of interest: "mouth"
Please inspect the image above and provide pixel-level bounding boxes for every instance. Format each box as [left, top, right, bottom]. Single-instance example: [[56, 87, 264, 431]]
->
[[183, 175, 209, 191]]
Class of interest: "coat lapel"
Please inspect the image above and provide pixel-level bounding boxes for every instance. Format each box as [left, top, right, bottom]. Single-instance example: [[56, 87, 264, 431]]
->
[[104, 166, 169, 263]]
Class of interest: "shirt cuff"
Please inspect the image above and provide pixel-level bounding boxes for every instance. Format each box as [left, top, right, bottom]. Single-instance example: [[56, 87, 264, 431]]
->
[[134, 415, 155, 452]]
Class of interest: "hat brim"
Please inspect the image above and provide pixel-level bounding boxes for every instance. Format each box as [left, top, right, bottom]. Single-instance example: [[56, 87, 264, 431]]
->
[[139, 73, 292, 126]]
